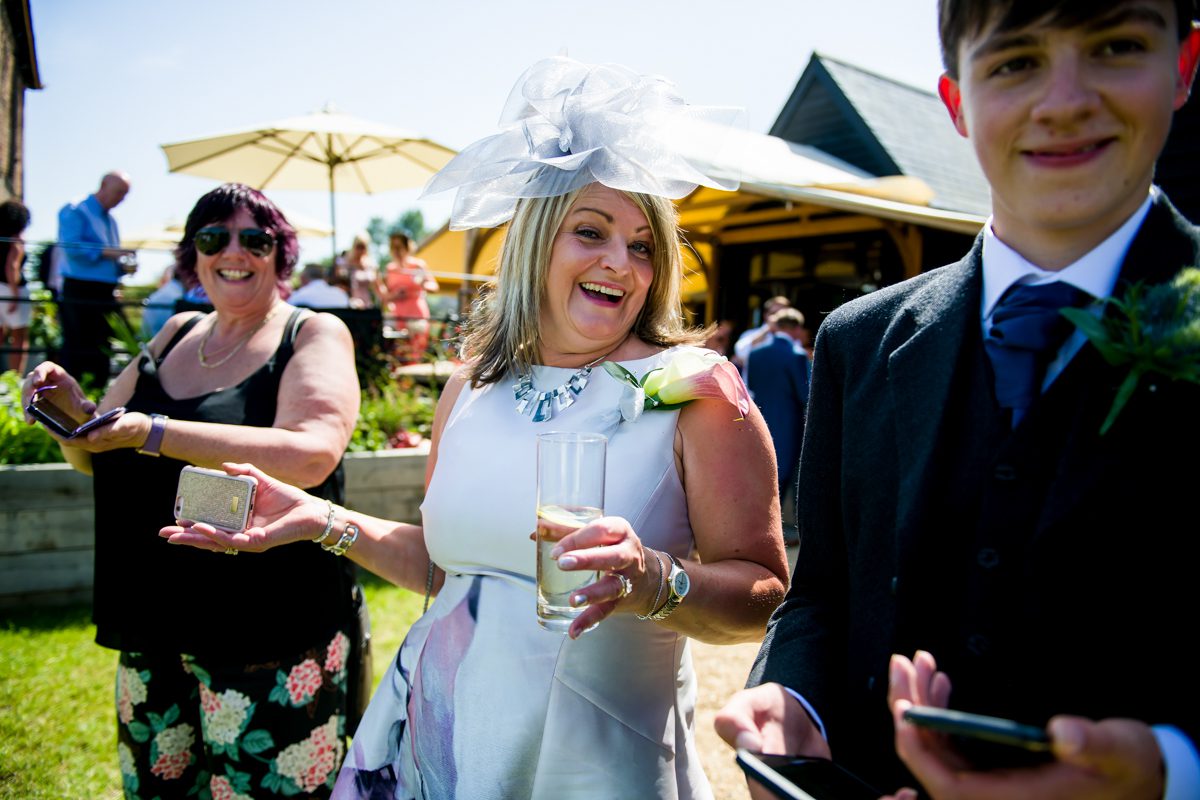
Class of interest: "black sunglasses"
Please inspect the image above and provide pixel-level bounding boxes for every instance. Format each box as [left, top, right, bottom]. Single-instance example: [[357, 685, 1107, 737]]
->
[[194, 227, 276, 258]]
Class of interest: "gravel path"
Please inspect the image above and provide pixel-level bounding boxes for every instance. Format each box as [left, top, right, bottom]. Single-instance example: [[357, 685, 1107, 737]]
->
[[692, 639, 760, 800], [692, 537, 796, 799]]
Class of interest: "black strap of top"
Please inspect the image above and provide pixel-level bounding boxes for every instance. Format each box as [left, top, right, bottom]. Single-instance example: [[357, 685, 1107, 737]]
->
[[155, 313, 206, 366], [280, 307, 310, 353], [140, 307, 310, 379]]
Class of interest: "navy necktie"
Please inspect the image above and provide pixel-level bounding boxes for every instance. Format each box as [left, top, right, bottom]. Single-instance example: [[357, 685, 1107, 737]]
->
[[984, 281, 1089, 422]]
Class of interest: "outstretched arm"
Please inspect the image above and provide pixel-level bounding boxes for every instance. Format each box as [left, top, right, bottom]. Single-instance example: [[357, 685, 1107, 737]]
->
[[160, 366, 471, 595]]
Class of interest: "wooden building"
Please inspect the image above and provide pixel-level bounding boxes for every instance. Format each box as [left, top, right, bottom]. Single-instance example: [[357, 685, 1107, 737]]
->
[[0, 0, 41, 202]]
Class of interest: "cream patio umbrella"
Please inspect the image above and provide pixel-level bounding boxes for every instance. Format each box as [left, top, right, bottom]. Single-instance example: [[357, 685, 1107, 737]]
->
[[160, 105, 457, 260]]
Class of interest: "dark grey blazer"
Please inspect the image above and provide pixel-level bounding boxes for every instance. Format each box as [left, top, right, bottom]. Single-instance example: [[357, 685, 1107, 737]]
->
[[749, 193, 1200, 791]]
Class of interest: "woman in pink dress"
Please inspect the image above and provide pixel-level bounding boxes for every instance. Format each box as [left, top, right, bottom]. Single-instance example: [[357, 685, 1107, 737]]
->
[[336, 233, 379, 309], [379, 232, 438, 362]]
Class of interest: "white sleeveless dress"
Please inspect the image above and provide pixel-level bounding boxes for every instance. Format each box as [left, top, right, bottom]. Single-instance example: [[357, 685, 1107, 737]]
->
[[332, 347, 712, 800]]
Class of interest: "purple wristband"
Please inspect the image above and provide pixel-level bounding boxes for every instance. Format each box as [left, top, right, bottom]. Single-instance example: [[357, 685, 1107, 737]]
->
[[136, 413, 168, 457]]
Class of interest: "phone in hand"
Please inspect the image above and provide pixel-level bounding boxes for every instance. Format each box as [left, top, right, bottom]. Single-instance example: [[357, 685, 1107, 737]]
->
[[174, 466, 257, 533], [902, 705, 1053, 769], [736, 749, 880, 800], [27, 385, 125, 439], [903, 706, 1050, 750]]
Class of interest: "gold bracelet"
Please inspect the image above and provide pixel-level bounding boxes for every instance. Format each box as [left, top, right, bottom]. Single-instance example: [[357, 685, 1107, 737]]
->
[[322, 522, 360, 557], [636, 549, 667, 621]]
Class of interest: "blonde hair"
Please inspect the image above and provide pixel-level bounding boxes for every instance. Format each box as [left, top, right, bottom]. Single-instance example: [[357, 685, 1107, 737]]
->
[[464, 185, 705, 386]]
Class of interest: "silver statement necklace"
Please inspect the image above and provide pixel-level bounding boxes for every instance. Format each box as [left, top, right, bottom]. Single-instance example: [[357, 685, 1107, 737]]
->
[[514, 339, 626, 422]]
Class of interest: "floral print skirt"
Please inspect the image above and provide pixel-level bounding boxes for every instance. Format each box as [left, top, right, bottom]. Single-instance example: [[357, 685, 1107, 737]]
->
[[115, 627, 351, 800]]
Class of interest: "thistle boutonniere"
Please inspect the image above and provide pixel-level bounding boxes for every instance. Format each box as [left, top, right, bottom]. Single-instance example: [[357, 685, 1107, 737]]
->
[[603, 350, 751, 424], [1061, 267, 1200, 435]]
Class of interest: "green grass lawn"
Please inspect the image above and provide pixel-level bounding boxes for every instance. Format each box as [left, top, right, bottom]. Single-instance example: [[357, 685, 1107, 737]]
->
[[0, 573, 423, 799]]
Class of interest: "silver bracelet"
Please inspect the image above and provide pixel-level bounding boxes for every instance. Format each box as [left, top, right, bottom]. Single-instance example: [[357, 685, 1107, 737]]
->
[[636, 549, 667, 621], [312, 499, 337, 544], [322, 522, 360, 557]]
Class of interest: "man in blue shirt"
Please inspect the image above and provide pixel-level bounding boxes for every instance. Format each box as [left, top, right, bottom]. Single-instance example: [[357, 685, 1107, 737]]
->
[[57, 172, 133, 386]]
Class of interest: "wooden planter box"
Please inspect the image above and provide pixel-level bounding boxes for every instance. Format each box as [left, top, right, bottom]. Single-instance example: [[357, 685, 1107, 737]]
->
[[0, 447, 429, 609]]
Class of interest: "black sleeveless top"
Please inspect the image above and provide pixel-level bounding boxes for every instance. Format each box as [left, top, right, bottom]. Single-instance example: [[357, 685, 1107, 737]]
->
[[92, 308, 355, 662]]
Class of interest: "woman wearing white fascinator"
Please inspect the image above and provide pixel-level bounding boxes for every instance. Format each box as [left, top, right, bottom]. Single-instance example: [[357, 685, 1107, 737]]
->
[[163, 55, 787, 799]]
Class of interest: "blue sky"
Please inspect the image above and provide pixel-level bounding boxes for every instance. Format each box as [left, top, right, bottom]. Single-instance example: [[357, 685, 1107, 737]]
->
[[23, 0, 945, 283]]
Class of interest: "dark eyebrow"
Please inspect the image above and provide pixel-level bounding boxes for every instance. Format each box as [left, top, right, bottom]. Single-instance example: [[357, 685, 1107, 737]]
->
[[969, 3, 1170, 63], [1083, 4, 1170, 32], [572, 207, 651, 233], [969, 32, 1039, 62]]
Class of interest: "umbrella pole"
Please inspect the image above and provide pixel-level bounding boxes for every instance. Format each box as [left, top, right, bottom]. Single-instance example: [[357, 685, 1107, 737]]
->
[[328, 162, 339, 266]]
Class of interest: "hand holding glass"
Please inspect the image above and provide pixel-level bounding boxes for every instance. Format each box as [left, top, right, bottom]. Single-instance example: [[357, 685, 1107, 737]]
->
[[536, 432, 606, 633]]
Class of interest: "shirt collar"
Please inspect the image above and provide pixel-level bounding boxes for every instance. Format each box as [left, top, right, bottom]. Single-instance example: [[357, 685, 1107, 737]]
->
[[981, 189, 1154, 321], [83, 194, 110, 217]]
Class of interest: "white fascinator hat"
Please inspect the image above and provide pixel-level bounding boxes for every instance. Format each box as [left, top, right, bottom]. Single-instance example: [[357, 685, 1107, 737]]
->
[[423, 56, 742, 230]]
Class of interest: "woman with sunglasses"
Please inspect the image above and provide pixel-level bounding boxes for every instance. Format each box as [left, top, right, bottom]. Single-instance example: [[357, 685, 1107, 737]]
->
[[22, 183, 361, 798]]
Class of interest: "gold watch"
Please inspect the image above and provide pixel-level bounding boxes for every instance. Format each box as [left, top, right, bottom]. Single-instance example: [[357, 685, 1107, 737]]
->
[[648, 555, 690, 620]]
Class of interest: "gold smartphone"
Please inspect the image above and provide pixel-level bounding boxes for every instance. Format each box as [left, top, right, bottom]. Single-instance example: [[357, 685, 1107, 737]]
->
[[173, 466, 257, 532]]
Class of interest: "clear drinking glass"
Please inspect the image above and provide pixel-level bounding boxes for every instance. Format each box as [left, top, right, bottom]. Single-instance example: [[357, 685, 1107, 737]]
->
[[535, 431, 606, 633]]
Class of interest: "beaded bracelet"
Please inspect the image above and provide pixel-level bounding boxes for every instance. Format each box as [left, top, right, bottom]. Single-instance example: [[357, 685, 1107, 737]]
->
[[636, 549, 667, 621], [312, 499, 337, 545]]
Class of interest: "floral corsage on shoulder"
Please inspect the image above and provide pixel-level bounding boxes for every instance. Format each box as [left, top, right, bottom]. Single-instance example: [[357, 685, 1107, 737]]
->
[[603, 348, 751, 424], [1061, 267, 1200, 435]]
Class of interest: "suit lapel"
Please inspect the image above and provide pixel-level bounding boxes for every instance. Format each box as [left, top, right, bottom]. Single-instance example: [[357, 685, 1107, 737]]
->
[[888, 241, 984, 546], [1033, 193, 1200, 534]]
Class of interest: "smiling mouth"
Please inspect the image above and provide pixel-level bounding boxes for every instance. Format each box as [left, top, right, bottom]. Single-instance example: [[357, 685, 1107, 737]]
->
[[1025, 139, 1114, 159], [217, 269, 253, 281], [579, 282, 625, 304]]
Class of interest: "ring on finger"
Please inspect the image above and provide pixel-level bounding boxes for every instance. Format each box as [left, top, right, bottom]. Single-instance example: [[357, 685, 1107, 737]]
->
[[224, 547, 238, 555], [611, 572, 633, 600]]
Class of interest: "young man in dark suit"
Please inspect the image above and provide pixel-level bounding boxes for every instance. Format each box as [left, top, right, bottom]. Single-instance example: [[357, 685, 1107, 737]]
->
[[717, 1, 1200, 797]]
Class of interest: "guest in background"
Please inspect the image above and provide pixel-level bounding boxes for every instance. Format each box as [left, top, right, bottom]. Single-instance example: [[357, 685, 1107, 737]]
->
[[733, 295, 790, 386], [140, 265, 185, 338], [1, 199, 32, 374], [704, 318, 736, 357], [746, 307, 810, 504], [336, 232, 379, 309], [379, 232, 437, 362], [290, 263, 350, 309], [56, 171, 135, 387]]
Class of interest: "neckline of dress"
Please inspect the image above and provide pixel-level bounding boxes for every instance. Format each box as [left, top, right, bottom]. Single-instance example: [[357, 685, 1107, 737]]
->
[[531, 347, 673, 372]]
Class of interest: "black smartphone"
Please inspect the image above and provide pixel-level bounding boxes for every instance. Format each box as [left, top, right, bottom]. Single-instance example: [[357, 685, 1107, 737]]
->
[[902, 705, 1054, 770], [736, 749, 880, 800], [902, 706, 1050, 751], [27, 385, 125, 439]]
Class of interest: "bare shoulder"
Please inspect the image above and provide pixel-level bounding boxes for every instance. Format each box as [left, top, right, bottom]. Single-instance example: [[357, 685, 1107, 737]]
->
[[293, 309, 352, 341], [147, 311, 204, 358], [437, 366, 472, 415]]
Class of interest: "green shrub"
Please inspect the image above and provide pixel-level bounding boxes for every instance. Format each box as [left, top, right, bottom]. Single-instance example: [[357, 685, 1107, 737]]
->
[[0, 370, 66, 465], [350, 377, 438, 452], [1, 369, 440, 465]]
